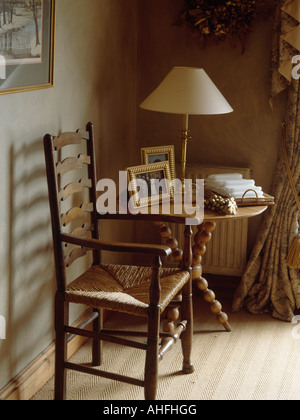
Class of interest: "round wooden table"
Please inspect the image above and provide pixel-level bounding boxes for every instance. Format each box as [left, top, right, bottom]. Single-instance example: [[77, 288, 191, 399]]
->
[[101, 205, 269, 333]]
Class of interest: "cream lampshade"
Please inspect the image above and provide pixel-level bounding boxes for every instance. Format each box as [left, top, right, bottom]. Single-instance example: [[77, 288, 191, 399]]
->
[[140, 67, 233, 185]]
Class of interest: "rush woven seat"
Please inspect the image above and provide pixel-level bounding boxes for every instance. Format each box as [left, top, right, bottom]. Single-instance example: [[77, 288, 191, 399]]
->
[[44, 122, 194, 400], [66, 265, 190, 317]]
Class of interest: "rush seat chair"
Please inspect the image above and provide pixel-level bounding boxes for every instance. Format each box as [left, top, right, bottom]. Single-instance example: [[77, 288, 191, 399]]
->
[[43, 122, 194, 400]]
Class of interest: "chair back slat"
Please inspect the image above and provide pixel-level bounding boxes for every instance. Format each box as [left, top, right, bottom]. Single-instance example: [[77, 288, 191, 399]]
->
[[61, 203, 94, 227], [71, 223, 93, 237], [58, 178, 92, 201], [53, 130, 89, 151], [65, 247, 88, 267], [56, 154, 91, 176]]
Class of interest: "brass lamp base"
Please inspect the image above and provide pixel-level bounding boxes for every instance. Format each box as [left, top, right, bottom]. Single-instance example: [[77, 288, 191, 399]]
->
[[179, 114, 192, 192]]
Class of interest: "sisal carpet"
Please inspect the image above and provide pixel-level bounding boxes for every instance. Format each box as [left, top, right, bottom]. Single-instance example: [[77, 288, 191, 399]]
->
[[32, 294, 300, 401]]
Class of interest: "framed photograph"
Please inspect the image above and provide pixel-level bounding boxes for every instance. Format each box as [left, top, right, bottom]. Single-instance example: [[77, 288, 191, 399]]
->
[[0, 0, 56, 95], [127, 161, 173, 208], [141, 145, 176, 180]]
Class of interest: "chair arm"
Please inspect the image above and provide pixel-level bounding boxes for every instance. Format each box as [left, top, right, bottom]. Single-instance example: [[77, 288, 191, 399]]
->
[[60, 233, 172, 258]]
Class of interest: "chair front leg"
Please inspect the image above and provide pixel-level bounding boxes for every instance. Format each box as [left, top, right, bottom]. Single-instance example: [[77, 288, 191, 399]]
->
[[181, 277, 194, 374], [181, 225, 194, 374], [54, 292, 69, 400], [92, 308, 102, 367], [144, 255, 161, 400], [144, 305, 160, 400]]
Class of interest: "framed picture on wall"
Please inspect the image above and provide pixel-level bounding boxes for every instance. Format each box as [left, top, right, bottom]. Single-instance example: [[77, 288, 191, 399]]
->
[[0, 0, 56, 95], [127, 161, 173, 208], [141, 145, 176, 180]]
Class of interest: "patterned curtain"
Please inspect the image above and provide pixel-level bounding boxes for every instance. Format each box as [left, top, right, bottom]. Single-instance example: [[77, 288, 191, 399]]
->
[[232, 0, 300, 321]]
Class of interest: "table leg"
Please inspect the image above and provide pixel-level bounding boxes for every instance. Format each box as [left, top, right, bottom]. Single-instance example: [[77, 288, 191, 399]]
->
[[192, 221, 231, 332], [154, 220, 231, 333], [154, 222, 183, 333]]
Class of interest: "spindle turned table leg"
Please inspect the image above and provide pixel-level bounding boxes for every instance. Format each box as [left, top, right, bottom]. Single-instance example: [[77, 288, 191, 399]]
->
[[155, 220, 231, 333], [154, 221, 183, 333], [192, 221, 231, 332]]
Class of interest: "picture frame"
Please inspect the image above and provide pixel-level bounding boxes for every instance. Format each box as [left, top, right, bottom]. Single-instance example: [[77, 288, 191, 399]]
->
[[141, 145, 176, 180], [0, 0, 56, 95], [127, 161, 173, 208]]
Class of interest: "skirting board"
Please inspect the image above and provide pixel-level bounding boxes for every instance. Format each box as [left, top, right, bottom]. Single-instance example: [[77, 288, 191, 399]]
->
[[0, 308, 101, 401]]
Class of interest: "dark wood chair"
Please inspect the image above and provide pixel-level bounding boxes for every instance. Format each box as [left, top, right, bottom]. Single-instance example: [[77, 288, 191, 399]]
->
[[43, 122, 194, 400]]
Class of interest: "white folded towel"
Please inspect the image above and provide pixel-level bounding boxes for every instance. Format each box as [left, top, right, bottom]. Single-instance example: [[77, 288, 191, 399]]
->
[[216, 180, 255, 187], [205, 173, 264, 199], [205, 180, 256, 191], [207, 173, 243, 181]]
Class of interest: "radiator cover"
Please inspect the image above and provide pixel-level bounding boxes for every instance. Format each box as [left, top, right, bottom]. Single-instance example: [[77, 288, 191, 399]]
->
[[168, 164, 251, 277]]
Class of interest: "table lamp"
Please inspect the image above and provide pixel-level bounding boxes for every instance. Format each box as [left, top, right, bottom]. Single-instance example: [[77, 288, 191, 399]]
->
[[140, 67, 233, 187]]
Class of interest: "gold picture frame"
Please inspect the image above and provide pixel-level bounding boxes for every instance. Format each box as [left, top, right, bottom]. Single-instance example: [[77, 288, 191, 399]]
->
[[127, 161, 173, 208], [141, 145, 176, 180], [0, 0, 56, 95]]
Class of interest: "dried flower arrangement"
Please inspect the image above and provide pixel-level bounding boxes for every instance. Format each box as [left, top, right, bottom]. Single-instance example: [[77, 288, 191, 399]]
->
[[177, 0, 271, 53]]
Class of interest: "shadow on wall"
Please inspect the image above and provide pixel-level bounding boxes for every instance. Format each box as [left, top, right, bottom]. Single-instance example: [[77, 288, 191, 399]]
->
[[0, 139, 56, 391]]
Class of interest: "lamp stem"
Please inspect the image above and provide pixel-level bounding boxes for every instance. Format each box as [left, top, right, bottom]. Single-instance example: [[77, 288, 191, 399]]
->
[[181, 114, 190, 188]]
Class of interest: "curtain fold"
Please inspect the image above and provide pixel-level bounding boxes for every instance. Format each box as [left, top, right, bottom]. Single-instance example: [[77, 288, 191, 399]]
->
[[232, 0, 300, 321]]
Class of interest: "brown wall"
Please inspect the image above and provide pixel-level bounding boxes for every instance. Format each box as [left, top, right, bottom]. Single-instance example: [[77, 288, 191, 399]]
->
[[0, 0, 287, 392], [136, 0, 286, 248], [0, 0, 138, 390]]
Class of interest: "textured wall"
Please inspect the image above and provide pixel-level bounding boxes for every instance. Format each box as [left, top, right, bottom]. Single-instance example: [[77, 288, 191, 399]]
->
[[0, 0, 288, 392], [0, 0, 138, 390], [136, 0, 287, 248]]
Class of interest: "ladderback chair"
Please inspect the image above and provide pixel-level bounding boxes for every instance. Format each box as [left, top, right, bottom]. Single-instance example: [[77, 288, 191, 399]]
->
[[44, 122, 194, 400]]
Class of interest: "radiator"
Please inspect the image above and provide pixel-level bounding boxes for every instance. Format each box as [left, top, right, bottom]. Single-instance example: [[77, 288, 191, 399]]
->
[[168, 164, 251, 277]]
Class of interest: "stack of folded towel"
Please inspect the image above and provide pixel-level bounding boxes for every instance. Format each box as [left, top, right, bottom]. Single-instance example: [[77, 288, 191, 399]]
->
[[205, 173, 264, 199]]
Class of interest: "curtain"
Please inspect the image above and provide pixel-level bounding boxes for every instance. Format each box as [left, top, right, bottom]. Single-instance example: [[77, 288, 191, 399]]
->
[[232, 0, 300, 322]]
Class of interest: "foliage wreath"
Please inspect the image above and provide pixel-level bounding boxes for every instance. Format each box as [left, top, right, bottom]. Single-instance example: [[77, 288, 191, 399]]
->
[[177, 0, 269, 52]]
